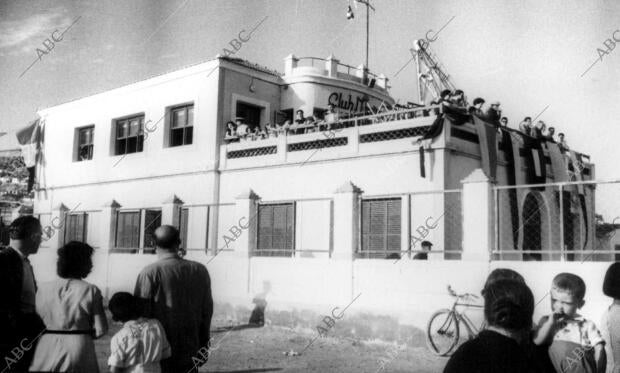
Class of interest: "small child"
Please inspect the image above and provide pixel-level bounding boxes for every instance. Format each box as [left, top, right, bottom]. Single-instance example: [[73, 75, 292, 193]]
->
[[533, 273, 606, 373], [601, 262, 620, 373], [108, 292, 171, 373]]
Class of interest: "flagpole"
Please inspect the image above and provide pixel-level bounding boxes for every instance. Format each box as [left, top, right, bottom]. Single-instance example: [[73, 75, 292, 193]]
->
[[366, 3, 369, 70]]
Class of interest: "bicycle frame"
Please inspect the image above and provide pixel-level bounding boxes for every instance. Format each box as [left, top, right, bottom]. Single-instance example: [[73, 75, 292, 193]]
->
[[452, 300, 484, 338]]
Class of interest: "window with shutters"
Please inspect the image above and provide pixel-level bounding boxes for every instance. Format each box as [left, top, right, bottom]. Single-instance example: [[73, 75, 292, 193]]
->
[[113, 211, 140, 253], [143, 209, 161, 254], [256, 203, 295, 257], [360, 198, 401, 258], [64, 213, 88, 244]]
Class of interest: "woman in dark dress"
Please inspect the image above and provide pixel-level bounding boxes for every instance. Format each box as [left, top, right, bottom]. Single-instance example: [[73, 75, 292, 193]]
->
[[444, 279, 537, 373]]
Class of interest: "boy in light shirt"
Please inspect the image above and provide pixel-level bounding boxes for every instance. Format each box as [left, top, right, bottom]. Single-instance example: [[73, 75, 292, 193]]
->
[[108, 292, 171, 373], [533, 273, 606, 373]]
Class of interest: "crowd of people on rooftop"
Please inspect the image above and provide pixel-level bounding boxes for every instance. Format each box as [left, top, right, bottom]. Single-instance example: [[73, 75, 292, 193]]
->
[[223, 88, 570, 148], [431, 88, 569, 147], [224, 104, 343, 143]]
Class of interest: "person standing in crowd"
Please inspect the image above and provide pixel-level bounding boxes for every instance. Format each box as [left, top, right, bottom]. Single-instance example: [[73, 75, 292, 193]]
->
[[533, 273, 606, 373], [324, 103, 339, 127], [500, 117, 509, 127], [601, 262, 620, 373], [134, 225, 214, 373], [450, 89, 466, 107], [558, 133, 569, 151], [519, 117, 532, 136], [0, 216, 45, 372], [431, 89, 452, 115], [543, 126, 556, 142], [444, 279, 536, 372], [485, 101, 502, 124], [108, 292, 171, 373], [413, 240, 433, 260], [468, 97, 485, 116], [30, 241, 108, 372], [294, 109, 305, 124], [532, 120, 546, 139], [235, 117, 248, 139], [224, 121, 237, 139]]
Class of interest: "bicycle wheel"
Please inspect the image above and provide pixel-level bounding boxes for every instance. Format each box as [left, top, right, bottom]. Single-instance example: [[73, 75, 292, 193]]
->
[[426, 309, 460, 356]]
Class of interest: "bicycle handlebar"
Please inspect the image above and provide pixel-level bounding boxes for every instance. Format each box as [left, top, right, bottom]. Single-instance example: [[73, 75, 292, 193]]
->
[[447, 285, 480, 300]]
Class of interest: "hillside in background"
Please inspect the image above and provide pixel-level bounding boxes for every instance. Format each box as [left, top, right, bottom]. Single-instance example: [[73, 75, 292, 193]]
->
[[0, 155, 30, 225]]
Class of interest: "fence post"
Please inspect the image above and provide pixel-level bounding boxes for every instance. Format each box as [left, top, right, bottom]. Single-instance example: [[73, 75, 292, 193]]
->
[[461, 169, 494, 261], [559, 184, 565, 262], [333, 181, 362, 300], [162, 195, 183, 227], [234, 188, 260, 294]]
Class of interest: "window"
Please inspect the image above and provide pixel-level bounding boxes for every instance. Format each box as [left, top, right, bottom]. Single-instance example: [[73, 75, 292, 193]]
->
[[276, 109, 293, 124], [76, 126, 94, 161], [64, 213, 88, 243], [313, 108, 326, 120], [115, 115, 144, 155], [360, 198, 401, 258], [256, 203, 294, 257], [170, 105, 193, 147], [114, 211, 140, 252], [236, 102, 262, 128], [143, 209, 161, 254]]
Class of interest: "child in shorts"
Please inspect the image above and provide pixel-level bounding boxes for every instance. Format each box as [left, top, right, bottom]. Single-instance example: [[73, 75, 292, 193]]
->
[[108, 292, 171, 373], [533, 273, 606, 373]]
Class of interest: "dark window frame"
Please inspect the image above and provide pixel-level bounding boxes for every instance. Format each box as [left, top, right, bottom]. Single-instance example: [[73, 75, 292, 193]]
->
[[114, 114, 145, 156], [142, 209, 162, 254], [256, 203, 295, 257], [169, 104, 194, 147], [75, 126, 94, 162]]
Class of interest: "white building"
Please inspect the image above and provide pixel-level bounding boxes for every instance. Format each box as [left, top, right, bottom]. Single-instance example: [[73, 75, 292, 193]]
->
[[30, 55, 609, 335]]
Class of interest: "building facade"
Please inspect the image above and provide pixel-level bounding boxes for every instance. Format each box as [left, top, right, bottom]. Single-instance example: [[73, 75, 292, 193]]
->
[[30, 55, 605, 333]]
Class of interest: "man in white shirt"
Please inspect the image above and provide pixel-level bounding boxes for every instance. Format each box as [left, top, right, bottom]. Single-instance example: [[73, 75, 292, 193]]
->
[[235, 117, 249, 139], [108, 292, 171, 373]]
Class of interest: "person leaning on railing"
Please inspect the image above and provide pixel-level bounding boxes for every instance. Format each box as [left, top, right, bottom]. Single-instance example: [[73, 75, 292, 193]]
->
[[224, 121, 239, 143], [235, 118, 249, 141]]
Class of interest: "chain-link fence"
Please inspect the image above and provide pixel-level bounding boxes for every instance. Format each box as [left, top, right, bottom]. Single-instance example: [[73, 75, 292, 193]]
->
[[493, 180, 620, 261]]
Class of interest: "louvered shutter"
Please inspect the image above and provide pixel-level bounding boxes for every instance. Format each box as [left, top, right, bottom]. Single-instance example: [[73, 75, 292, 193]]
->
[[257, 203, 294, 257], [361, 198, 401, 257]]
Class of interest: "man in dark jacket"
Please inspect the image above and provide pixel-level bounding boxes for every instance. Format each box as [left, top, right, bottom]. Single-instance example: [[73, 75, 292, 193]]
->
[[0, 216, 45, 372], [134, 225, 214, 373]]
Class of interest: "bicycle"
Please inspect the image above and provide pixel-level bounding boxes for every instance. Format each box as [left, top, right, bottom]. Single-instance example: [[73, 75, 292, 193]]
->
[[425, 285, 485, 356]]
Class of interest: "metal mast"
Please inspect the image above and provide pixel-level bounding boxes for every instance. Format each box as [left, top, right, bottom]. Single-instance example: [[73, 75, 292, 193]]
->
[[411, 39, 456, 104]]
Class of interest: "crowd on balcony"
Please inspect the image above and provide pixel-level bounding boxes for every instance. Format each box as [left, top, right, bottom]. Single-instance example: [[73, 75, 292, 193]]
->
[[223, 88, 571, 149], [223, 104, 345, 143], [433, 89, 570, 146]]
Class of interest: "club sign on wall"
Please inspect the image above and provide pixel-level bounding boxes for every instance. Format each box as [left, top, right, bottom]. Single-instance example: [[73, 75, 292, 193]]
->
[[327, 92, 371, 112]]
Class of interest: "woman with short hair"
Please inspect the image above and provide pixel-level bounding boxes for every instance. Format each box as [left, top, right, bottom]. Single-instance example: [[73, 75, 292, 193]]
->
[[30, 241, 108, 372]]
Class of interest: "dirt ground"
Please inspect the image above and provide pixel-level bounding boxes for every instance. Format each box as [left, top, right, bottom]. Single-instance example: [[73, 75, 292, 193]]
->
[[95, 316, 448, 373]]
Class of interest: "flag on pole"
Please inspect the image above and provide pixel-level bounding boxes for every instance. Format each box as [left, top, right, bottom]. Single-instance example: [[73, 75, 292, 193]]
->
[[472, 116, 498, 181], [16, 118, 42, 191]]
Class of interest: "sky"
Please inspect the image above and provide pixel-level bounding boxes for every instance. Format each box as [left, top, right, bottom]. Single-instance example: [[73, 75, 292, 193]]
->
[[0, 0, 619, 212]]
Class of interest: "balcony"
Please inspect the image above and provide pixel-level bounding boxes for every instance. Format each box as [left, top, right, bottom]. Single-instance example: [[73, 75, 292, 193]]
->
[[218, 106, 440, 170], [283, 55, 389, 92]]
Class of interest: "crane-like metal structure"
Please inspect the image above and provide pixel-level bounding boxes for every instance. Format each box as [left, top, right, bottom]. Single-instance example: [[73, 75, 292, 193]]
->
[[411, 39, 457, 105]]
